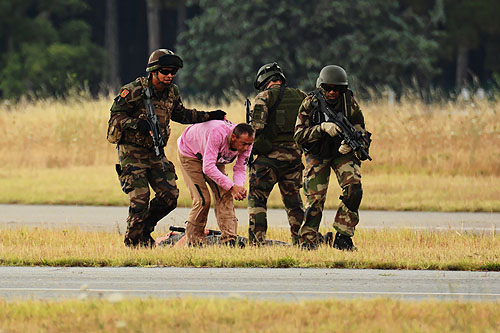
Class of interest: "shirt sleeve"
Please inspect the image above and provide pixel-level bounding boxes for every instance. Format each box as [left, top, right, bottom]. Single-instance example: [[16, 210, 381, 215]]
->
[[202, 130, 234, 190], [109, 85, 143, 131]]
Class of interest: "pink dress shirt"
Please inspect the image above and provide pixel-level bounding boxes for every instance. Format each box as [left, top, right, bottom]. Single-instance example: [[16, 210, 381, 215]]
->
[[177, 120, 251, 190]]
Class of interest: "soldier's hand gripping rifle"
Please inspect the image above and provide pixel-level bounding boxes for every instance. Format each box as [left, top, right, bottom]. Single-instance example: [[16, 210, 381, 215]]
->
[[245, 98, 254, 166], [316, 92, 372, 161], [143, 87, 168, 171]]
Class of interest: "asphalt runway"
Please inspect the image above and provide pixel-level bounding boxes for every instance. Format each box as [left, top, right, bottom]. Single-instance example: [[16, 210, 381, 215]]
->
[[1, 267, 499, 301], [1, 204, 499, 302], [1, 204, 499, 233]]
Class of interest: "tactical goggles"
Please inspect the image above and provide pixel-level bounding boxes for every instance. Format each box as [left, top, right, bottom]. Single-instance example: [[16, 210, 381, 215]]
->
[[257, 62, 282, 77], [159, 68, 178, 75], [321, 84, 346, 92], [158, 53, 183, 68]]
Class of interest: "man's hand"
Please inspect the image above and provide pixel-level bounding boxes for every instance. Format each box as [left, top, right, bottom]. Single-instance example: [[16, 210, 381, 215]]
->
[[207, 110, 226, 120], [320, 122, 342, 137], [137, 119, 151, 135], [338, 140, 352, 154], [231, 184, 247, 201]]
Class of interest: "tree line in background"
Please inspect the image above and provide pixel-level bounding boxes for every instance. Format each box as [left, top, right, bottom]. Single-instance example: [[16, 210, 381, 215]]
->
[[0, 0, 499, 101]]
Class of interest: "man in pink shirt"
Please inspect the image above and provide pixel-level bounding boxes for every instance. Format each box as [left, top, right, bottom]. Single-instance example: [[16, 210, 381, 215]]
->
[[177, 120, 254, 245]]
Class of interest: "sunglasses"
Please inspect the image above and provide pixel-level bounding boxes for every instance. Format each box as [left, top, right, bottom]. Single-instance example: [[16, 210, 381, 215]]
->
[[159, 68, 178, 75], [321, 84, 345, 92]]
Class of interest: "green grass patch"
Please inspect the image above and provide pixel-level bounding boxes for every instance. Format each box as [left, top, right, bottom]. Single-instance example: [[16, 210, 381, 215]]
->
[[1, 227, 498, 270], [0, 298, 499, 332]]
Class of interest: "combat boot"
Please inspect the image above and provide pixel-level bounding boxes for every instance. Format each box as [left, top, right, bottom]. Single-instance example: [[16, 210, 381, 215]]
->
[[333, 232, 356, 251], [248, 229, 266, 246], [300, 241, 318, 251], [141, 223, 156, 248], [323, 232, 333, 246], [124, 236, 139, 247], [139, 233, 156, 248], [124, 227, 142, 248]]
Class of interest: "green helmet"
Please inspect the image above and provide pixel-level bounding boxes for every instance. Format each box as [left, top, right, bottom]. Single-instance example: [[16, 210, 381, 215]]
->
[[254, 62, 286, 90], [316, 65, 348, 88], [146, 49, 183, 72]]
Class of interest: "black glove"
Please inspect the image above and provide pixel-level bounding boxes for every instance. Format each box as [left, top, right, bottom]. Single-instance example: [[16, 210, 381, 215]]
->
[[207, 109, 226, 120], [137, 119, 151, 135]]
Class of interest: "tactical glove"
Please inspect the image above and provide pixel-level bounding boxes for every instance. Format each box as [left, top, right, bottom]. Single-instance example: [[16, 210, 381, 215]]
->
[[320, 122, 341, 137], [207, 110, 226, 120], [338, 140, 352, 154], [137, 119, 151, 135]]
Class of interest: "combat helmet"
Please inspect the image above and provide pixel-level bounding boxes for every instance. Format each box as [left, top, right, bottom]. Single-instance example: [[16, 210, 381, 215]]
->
[[254, 62, 286, 90], [146, 49, 183, 72], [316, 65, 348, 88]]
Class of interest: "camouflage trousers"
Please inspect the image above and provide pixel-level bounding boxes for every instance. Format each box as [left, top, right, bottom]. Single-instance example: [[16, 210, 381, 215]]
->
[[117, 144, 179, 246], [248, 155, 304, 245], [300, 153, 362, 245]]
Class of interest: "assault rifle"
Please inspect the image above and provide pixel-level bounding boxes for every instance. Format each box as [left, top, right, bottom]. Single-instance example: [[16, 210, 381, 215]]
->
[[316, 91, 372, 161], [245, 98, 254, 166], [143, 87, 168, 171], [245, 98, 252, 124], [169, 225, 221, 236]]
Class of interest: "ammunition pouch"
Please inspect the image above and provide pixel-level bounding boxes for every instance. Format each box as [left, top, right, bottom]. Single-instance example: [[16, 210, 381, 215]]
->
[[121, 128, 154, 148], [300, 141, 320, 155], [106, 121, 123, 144], [300, 133, 340, 158], [252, 134, 273, 155], [352, 126, 372, 161]]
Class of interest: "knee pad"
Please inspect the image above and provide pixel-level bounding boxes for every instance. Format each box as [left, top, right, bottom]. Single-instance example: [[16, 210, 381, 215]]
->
[[148, 196, 177, 225], [154, 194, 177, 213], [342, 183, 362, 212], [129, 204, 148, 216]]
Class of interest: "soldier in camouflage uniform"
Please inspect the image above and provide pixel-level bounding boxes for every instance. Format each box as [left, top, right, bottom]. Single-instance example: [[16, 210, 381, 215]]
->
[[294, 65, 371, 251], [248, 62, 307, 245], [106, 49, 226, 247]]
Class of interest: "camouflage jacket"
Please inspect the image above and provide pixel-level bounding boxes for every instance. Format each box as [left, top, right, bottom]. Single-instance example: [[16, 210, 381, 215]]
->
[[106, 77, 211, 149], [250, 84, 306, 161], [294, 90, 366, 160]]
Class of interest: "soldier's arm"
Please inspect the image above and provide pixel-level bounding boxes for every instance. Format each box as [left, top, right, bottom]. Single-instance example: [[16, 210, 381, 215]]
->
[[297, 88, 308, 100], [108, 85, 143, 131], [250, 90, 269, 133], [170, 86, 210, 124], [293, 96, 323, 146]]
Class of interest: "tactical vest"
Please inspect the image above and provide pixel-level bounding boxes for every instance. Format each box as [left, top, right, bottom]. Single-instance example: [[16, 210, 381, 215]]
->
[[269, 87, 305, 142], [253, 86, 305, 155]]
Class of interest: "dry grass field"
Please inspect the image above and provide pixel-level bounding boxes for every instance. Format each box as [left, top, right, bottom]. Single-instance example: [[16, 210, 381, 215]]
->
[[1, 298, 499, 332], [2, 96, 499, 331], [1, 227, 498, 270], [0, 94, 499, 210]]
